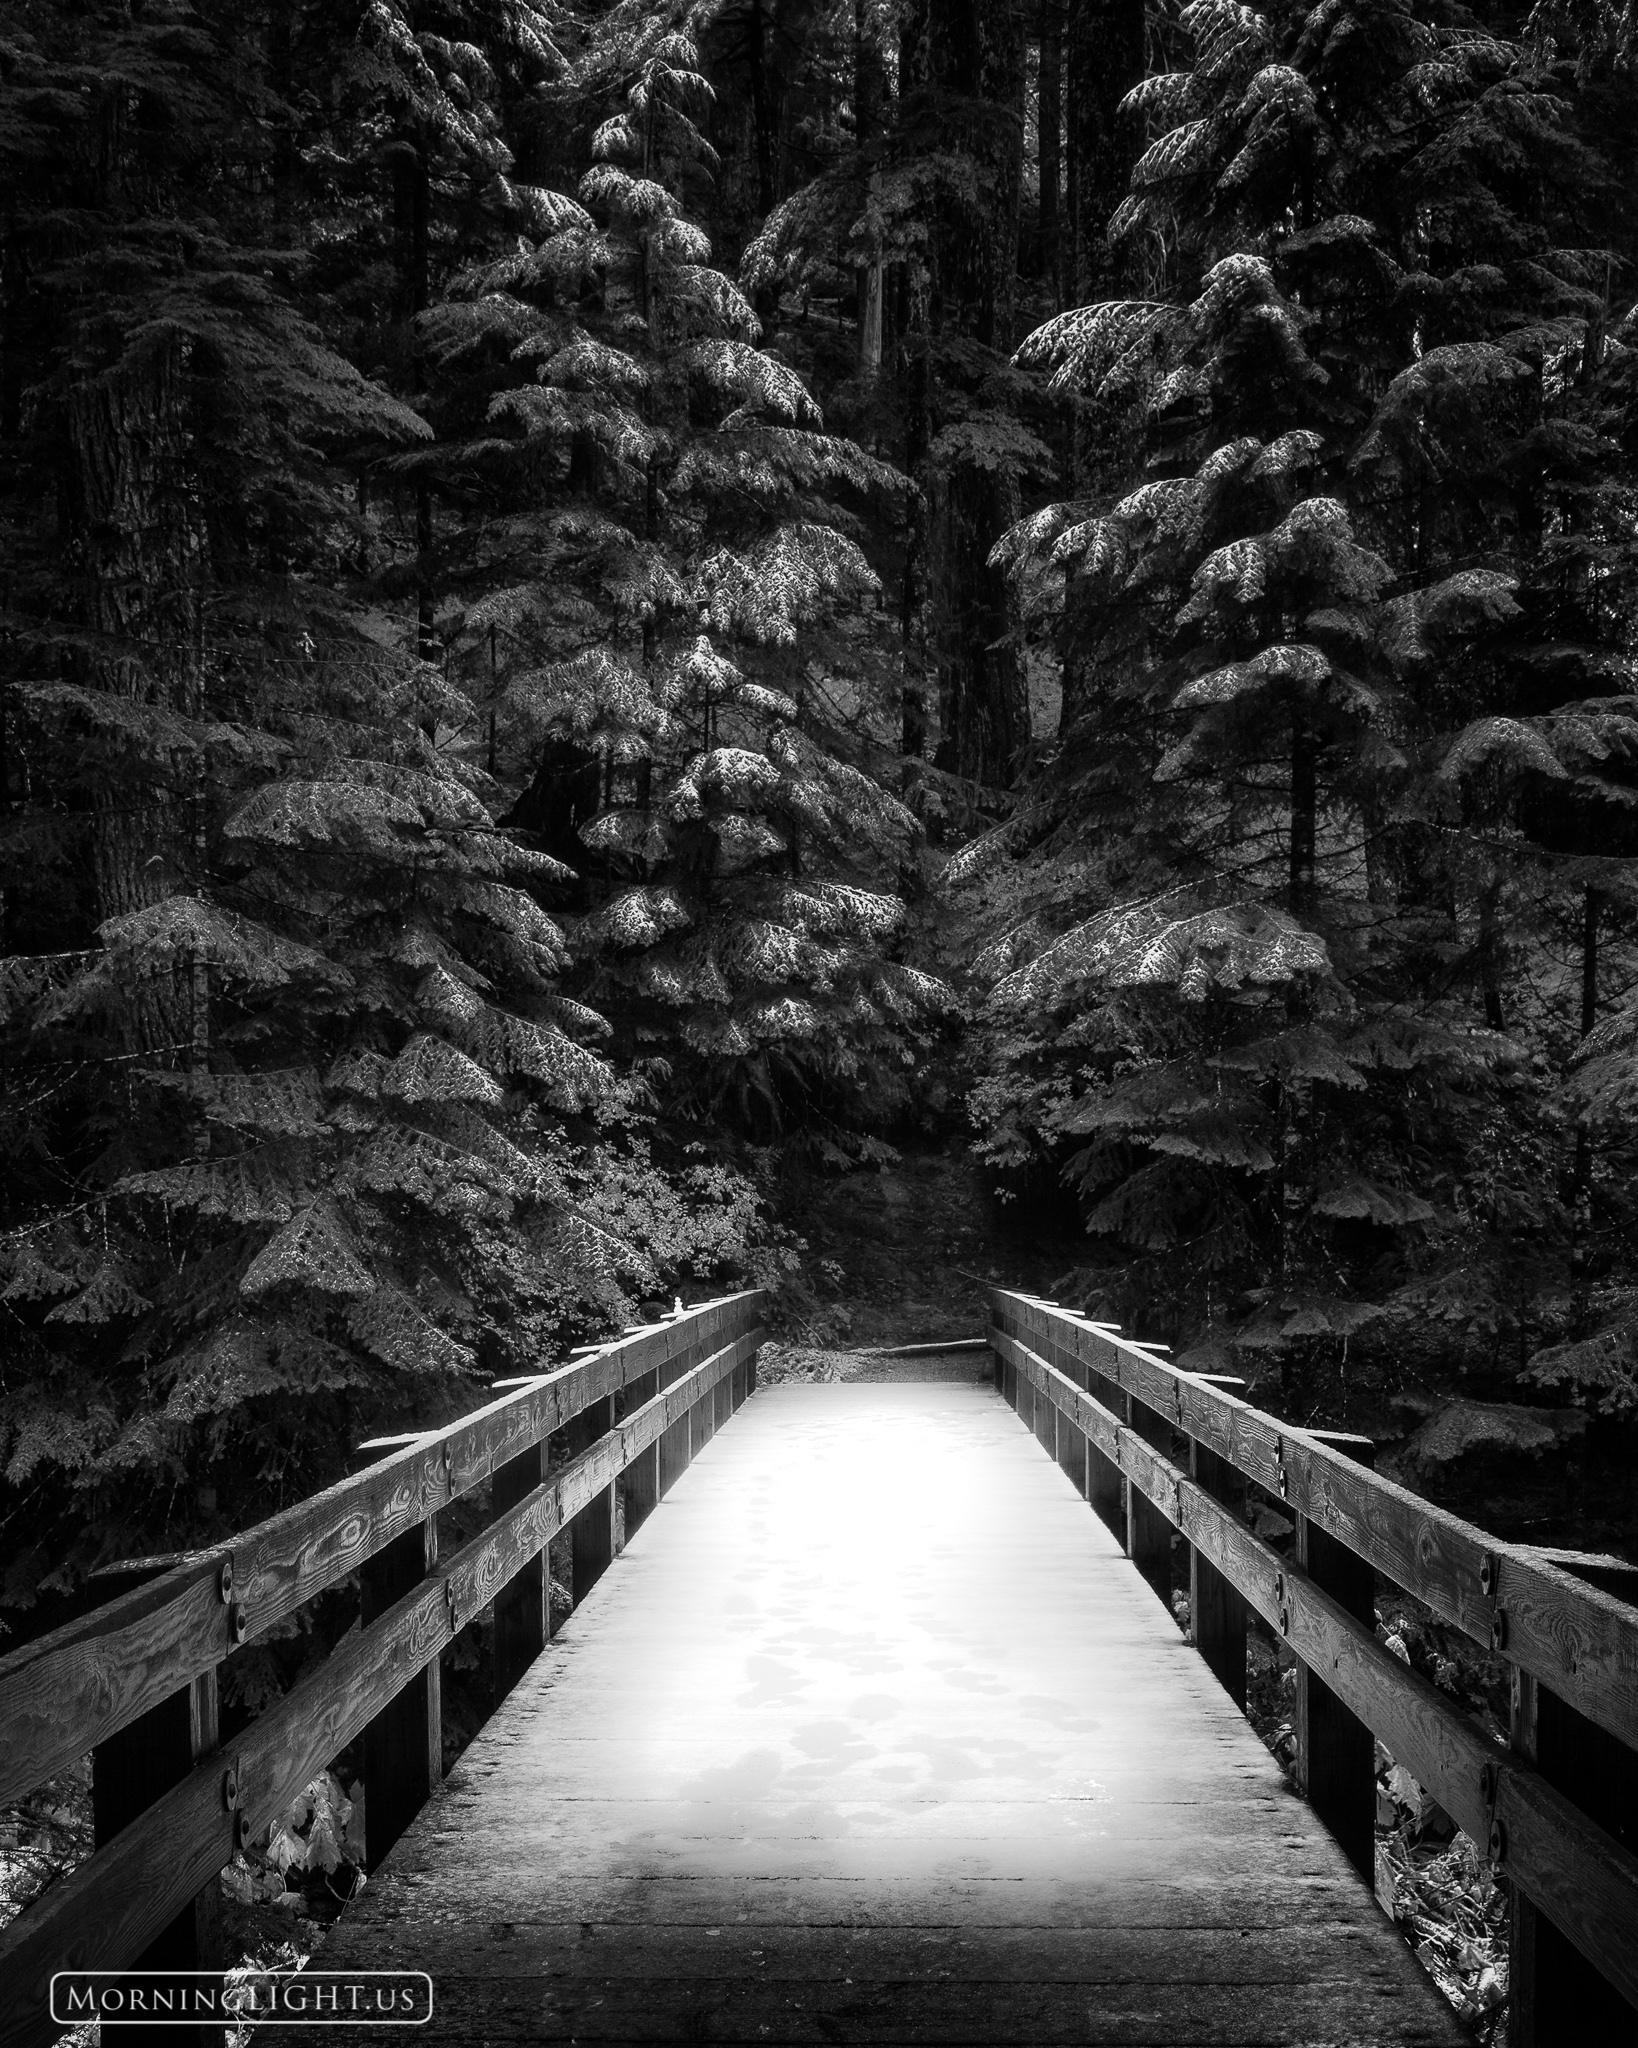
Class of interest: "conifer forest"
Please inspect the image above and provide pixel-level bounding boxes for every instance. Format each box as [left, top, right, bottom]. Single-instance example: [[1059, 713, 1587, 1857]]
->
[[6, 0, 1638, 1964]]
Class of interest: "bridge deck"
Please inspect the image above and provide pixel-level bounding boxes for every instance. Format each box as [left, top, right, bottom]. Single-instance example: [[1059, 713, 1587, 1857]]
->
[[305, 1380, 1465, 2044]]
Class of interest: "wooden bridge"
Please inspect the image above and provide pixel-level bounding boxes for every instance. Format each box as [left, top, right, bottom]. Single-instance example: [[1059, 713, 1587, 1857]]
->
[[2, 1291, 1636, 2045]]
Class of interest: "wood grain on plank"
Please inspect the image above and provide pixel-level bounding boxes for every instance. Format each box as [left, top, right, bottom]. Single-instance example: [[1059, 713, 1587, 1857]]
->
[[991, 1290, 1638, 1764], [0, 1296, 764, 1813], [257, 1382, 1464, 2048], [994, 1318, 1638, 2012], [0, 1324, 764, 2048], [0, 1555, 228, 1817]]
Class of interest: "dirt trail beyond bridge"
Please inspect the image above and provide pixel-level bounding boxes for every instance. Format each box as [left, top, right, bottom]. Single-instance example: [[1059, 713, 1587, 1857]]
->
[[287, 1379, 1462, 2045]]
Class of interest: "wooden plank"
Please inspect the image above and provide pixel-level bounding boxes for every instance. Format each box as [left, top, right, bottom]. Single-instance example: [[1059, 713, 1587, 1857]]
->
[[0, 1294, 765, 1813], [990, 1289, 1638, 1762], [659, 1409, 690, 1496], [1056, 1409, 1087, 1498], [568, 1395, 616, 1611], [622, 1439, 660, 1547], [1125, 1390, 1175, 1605], [1510, 1550, 1638, 2046], [257, 1381, 1467, 2048], [1296, 1431, 1377, 1882], [492, 1443, 547, 1704], [90, 1562, 221, 2048], [1190, 1427, 1248, 1714], [857, 1337, 992, 1357], [0, 1556, 228, 1817], [0, 1327, 763, 2048], [995, 1318, 1638, 2011], [335, 1916, 1483, 1984], [280, 1970, 1467, 2044], [360, 1517, 441, 1872], [235, 1300, 749, 1637]]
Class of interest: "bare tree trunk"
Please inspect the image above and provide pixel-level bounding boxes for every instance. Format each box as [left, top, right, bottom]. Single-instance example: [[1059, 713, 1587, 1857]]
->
[[1573, 886, 1599, 1209], [1289, 707, 1316, 916], [855, 0, 886, 376], [904, 0, 1024, 349], [62, 330, 205, 1046], [928, 460, 1027, 784], [1065, 0, 1144, 305], [749, 0, 778, 214], [392, 131, 437, 669], [900, 0, 1026, 785], [1039, 0, 1063, 303]]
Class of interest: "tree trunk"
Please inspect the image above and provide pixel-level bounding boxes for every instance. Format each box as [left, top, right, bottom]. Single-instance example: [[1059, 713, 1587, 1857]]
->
[[900, 0, 1026, 784], [1065, 0, 1144, 305], [903, 0, 1025, 350], [1039, 0, 1063, 302], [1289, 706, 1316, 916], [1573, 886, 1599, 1208], [397, 133, 436, 668], [855, 0, 887, 375], [63, 331, 205, 1041], [928, 460, 1027, 785], [749, 0, 778, 214]]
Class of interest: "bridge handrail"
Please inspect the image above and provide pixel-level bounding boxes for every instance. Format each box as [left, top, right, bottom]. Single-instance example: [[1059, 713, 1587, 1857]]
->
[[989, 1290, 1638, 1752], [986, 1286, 1638, 2025], [0, 1290, 767, 2048]]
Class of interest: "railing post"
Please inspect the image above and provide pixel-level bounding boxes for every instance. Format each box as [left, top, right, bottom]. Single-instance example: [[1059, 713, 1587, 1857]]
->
[[1030, 1302, 1063, 1454], [619, 1355, 662, 1548], [492, 1442, 547, 1703], [1508, 1550, 1638, 2047], [1188, 1375, 1248, 1711], [360, 1514, 441, 1873], [1294, 1429, 1375, 1882], [567, 1395, 616, 1607], [1125, 1392, 1175, 1600], [657, 1320, 696, 1496], [1083, 1357, 1124, 1537], [659, 1381, 690, 1494], [89, 1558, 223, 2048], [1056, 1367, 1088, 1498]]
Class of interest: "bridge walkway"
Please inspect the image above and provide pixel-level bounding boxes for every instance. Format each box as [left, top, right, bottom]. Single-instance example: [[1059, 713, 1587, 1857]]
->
[[305, 1379, 1463, 2045]]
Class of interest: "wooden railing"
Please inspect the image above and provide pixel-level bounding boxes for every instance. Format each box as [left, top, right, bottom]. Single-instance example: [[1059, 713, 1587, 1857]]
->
[[986, 1286, 1638, 2045], [0, 1290, 767, 2048]]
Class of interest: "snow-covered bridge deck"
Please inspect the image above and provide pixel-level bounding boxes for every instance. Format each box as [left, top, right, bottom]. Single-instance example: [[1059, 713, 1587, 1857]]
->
[[306, 1380, 1461, 2044], [8, 1289, 1634, 2048]]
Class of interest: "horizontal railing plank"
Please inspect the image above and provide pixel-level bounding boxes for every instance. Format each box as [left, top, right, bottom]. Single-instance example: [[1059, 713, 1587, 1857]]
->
[[990, 1290, 1638, 1760], [0, 1294, 763, 1814], [991, 1321, 1638, 2014], [0, 1556, 231, 1828], [0, 1325, 763, 2048]]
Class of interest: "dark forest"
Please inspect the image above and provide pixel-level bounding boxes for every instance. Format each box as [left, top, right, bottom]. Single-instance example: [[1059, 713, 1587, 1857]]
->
[[4, 0, 1638, 2017]]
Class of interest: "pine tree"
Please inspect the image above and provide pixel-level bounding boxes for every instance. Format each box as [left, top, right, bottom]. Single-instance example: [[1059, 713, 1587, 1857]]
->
[[960, 0, 1632, 1410], [0, 0, 794, 1624], [411, 0, 950, 1145]]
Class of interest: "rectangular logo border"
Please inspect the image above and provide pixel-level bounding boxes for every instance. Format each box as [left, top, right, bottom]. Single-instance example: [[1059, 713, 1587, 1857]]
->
[[49, 1969, 434, 2026]]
